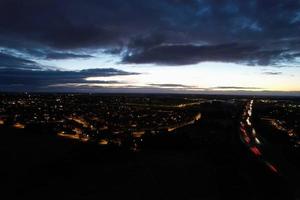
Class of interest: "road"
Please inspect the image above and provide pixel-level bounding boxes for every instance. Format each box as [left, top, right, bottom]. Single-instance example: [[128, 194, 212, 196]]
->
[[240, 100, 300, 198]]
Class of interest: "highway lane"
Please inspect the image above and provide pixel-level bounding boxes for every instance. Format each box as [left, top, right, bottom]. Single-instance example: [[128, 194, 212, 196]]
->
[[240, 100, 300, 198], [240, 100, 281, 173]]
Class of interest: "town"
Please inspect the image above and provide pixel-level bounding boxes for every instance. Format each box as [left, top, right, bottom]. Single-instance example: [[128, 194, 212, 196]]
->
[[0, 93, 202, 151]]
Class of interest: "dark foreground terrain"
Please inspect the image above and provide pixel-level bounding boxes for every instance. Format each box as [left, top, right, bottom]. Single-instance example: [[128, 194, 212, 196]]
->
[[0, 94, 299, 199]]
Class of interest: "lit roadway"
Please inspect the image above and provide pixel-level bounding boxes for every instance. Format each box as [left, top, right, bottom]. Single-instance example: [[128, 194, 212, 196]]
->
[[240, 100, 300, 195], [240, 100, 279, 173]]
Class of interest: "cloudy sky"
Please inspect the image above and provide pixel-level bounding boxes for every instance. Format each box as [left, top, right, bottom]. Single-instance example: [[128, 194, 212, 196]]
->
[[0, 0, 300, 95]]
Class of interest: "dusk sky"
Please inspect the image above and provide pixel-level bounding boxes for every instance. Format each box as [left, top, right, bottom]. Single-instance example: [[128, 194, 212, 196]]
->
[[0, 0, 300, 95]]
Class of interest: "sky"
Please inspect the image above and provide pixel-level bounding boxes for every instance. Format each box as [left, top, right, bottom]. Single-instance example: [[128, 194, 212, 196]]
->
[[0, 0, 300, 95]]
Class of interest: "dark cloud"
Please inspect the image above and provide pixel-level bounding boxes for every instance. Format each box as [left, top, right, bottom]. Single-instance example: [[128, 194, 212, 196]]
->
[[0, 1, 299, 59], [262, 71, 282, 75], [128, 34, 166, 51], [0, 68, 139, 91], [0, 52, 41, 70], [45, 52, 93, 60], [149, 83, 200, 88], [2, 48, 94, 60], [0, 0, 120, 49], [123, 43, 287, 65], [211, 86, 262, 90]]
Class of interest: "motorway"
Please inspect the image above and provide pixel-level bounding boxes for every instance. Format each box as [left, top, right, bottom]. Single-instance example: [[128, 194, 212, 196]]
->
[[239, 100, 279, 173], [240, 100, 300, 197]]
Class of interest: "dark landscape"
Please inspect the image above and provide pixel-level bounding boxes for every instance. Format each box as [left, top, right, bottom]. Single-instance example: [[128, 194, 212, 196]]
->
[[1, 93, 299, 199]]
